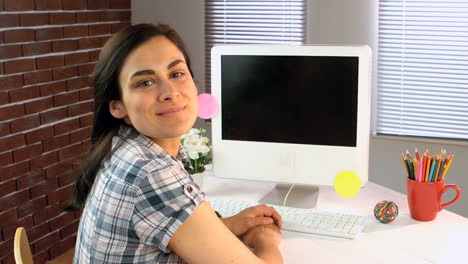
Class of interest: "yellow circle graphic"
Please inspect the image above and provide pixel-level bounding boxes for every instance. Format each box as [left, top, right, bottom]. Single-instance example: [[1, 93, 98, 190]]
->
[[334, 171, 362, 198]]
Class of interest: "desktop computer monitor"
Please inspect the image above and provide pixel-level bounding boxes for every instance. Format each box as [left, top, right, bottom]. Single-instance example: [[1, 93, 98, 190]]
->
[[210, 45, 371, 206]]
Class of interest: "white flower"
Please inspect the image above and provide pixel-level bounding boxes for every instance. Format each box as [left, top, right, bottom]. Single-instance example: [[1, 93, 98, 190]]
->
[[198, 145, 210, 155], [183, 134, 202, 150], [187, 128, 201, 135], [188, 151, 199, 160], [200, 136, 209, 145]]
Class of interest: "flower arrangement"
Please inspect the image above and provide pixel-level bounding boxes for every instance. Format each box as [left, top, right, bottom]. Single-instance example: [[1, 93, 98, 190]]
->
[[181, 128, 212, 174]]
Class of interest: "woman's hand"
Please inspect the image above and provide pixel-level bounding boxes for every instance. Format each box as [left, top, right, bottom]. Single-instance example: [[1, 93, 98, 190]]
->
[[221, 204, 282, 236], [242, 224, 282, 249]]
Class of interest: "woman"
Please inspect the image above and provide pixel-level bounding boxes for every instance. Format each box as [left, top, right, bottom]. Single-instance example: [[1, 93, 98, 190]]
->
[[68, 23, 283, 264]]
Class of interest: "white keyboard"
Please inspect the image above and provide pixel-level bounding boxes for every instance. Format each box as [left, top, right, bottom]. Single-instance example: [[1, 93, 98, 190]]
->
[[210, 199, 368, 239]]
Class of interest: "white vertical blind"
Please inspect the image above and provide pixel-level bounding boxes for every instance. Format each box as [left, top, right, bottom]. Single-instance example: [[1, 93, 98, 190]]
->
[[205, 0, 305, 91], [376, 0, 468, 140]]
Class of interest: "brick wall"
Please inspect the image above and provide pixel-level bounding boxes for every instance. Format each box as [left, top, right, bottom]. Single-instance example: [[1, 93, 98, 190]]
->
[[0, 0, 131, 263]]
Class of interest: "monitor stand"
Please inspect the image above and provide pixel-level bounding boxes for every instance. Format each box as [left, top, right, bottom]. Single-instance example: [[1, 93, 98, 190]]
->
[[258, 184, 319, 209]]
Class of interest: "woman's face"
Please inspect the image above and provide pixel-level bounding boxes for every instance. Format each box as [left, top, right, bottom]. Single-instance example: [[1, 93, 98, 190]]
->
[[111, 36, 198, 141]]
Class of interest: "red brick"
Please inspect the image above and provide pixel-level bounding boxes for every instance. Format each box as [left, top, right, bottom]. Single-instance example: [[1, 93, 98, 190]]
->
[[27, 222, 49, 243], [13, 142, 42, 162], [68, 101, 93, 116], [0, 189, 30, 211], [102, 10, 131, 22], [79, 63, 95, 76], [65, 52, 89, 66], [35, 0, 62, 10], [0, 61, 3, 75], [19, 13, 49, 26], [0, 151, 13, 166], [3, 217, 33, 244], [58, 143, 82, 160], [53, 66, 78, 81], [4, 59, 35, 74], [49, 211, 75, 232], [0, 75, 23, 91], [79, 87, 94, 100], [43, 134, 69, 152], [72, 155, 85, 169], [3, 29, 35, 43], [59, 219, 79, 239], [24, 69, 53, 85], [0, 161, 30, 182], [32, 230, 60, 254], [30, 178, 58, 199], [0, 44, 22, 60], [78, 37, 102, 49], [1, 121, 10, 137], [0, 240, 14, 262], [63, 25, 88, 38], [67, 76, 90, 90], [111, 21, 130, 33], [0, 133, 25, 153], [0, 91, 8, 104], [18, 196, 47, 219], [4, 0, 35, 11], [22, 42, 51, 56], [37, 55, 64, 69], [87, 0, 109, 9], [33, 250, 50, 264], [58, 171, 76, 187], [11, 115, 41, 133], [49, 234, 75, 259], [0, 14, 19, 27], [40, 107, 68, 124], [9, 86, 40, 102], [26, 126, 54, 144], [62, 0, 86, 9], [100, 35, 111, 44], [50, 12, 76, 24], [79, 114, 93, 127], [111, 0, 130, 9], [0, 104, 25, 122], [39, 80, 66, 96], [0, 179, 16, 198], [69, 126, 91, 144], [52, 39, 78, 52], [30, 151, 58, 169], [36, 27, 63, 41], [54, 118, 79, 135], [88, 49, 100, 62], [76, 11, 102, 23], [25, 97, 54, 114], [89, 24, 111, 36], [0, 209, 17, 228], [47, 183, 74, 204], [17, 170, 46, 192]]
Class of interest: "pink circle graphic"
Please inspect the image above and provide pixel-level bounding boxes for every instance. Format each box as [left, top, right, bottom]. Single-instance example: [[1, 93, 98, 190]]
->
[[198, 93, 219, 119]]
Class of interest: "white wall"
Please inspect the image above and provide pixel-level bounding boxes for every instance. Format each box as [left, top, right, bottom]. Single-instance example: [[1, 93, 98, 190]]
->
[[132, 0, 468, 217]]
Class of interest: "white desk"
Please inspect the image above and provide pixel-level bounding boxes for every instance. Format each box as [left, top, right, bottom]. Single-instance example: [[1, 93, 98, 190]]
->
[[202, 172, 468, 264]]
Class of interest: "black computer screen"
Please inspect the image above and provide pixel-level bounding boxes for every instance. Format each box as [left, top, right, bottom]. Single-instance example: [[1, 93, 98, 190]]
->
[[221, 55, 359, 147]]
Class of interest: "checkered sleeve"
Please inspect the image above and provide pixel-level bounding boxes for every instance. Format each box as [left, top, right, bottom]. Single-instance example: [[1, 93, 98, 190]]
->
[[132, 161, 206, 253]]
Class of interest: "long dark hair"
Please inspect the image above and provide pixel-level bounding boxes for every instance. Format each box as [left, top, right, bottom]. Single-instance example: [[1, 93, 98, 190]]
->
[[67, 24, 193, 210]]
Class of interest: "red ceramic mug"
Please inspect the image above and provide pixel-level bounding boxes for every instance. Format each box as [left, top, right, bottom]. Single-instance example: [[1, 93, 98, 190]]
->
[[407, 178, 462, 221]]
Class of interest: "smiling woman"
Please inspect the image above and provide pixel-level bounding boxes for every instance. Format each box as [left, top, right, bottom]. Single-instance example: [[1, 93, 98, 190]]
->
[[67, 24, 283, 264], [110, 36, 199, 156]]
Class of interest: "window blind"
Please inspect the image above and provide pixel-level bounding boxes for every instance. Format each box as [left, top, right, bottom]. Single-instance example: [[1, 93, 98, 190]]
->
[[376, 0, 468, 140], [205, 0, 305, 91]]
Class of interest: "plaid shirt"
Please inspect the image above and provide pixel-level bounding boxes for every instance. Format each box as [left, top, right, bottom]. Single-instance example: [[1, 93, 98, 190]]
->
[[74, 125, 207, 263]]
